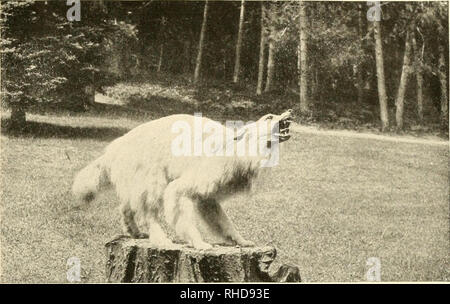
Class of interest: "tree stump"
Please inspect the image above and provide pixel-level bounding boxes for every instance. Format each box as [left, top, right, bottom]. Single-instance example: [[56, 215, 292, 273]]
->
[[105, 236, 301, 283]]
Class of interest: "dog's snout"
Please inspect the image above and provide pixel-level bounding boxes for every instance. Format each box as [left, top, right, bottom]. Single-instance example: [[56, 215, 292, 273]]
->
[[282, 109, 294, 119]]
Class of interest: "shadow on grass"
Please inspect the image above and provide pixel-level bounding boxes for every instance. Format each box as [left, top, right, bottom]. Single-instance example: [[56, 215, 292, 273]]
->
[[1, 117, 129, 141], [25, 94, 202, 121], [0, 93, 214, 142]]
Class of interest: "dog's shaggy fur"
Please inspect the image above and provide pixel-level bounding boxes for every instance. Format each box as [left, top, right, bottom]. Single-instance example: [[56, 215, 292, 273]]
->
[[72, 111, 292, 249]]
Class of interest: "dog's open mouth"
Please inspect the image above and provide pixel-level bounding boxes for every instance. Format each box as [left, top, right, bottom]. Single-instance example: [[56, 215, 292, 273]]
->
[[275, 117, 292, 143], [273, 109, 293, 143]]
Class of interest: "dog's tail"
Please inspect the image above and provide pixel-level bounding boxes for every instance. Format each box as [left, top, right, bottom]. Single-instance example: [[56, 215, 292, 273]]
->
[[72, 155, 110, 203]]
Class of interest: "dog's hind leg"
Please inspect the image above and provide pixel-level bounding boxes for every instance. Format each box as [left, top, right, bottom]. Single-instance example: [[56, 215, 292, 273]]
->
[[198, 200, 254, 247], [177, 196, 213, 250], [120, 203, 148, 239], [146, 213, 173, 246], [163, 180, 212, 250]]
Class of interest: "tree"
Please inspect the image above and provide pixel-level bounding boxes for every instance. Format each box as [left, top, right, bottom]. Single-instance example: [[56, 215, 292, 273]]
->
[[4, 1, 446, 132], [437, 22, 448, 128], [265, 38, 275, 92], [411, 28, 424, 122], [263, 2, 276, 93], [356, 3, 365, 104], [0, 1, 135, 129], [413, 1, 448, 128], [256, 2, 266, 95], [373, 19, 389, 131], [194, 0, 209, 84], [233, 0, 245, 83], [395, 22, 413, 131], [157, 17, 167, 73], [298, 1, 308, 113]]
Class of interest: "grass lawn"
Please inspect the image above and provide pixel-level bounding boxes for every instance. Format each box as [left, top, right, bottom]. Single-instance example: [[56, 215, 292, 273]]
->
[[1, 112, 448, 282]]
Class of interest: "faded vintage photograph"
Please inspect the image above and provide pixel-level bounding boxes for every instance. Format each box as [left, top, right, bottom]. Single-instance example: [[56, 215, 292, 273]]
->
[[0, 0, 448, 283]]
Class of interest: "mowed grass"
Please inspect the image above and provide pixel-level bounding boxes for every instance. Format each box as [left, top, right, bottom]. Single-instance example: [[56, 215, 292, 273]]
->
[[1, 112, 448, 282]]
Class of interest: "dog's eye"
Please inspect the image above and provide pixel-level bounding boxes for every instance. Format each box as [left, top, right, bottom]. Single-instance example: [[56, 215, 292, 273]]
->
[[265, 115, 273, 120]]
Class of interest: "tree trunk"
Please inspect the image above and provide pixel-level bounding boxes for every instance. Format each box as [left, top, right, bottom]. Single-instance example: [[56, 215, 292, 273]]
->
[[298, 1, 308, 113], [222, 50, 227, 79], [10, 105, 26, 129], [233, 0, 245, 84], [264, 39, 275, 92], [156, 15, 166, 73], [93, 0, 105, 12], [438, 46, 448, 128], [84, 84, 95, 105], [411, 28, 424, 123], [256, 2, 266, 95], [356, 3, 364, 104], [183, 40, 191, 74], [373, 20, 389, 131], [437, 23, 448, 128], [108, 43, 121, 77], [105, 236, 301, 283], [157, 44, 164, 73], [194, 0, 209, 84], [395, 26, 413, 131], [311, 68, 318, 100]]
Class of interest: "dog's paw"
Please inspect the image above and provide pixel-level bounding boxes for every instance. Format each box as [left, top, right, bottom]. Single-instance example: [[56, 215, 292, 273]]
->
[[193, 241, 213, 250], [149, 238, 175, 248], [236, 239, 255, 247]]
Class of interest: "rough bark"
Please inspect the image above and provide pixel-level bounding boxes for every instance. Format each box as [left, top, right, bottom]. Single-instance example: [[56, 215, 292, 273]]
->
[[438, 47, 448, 128], [437, 24, 448, 128], [373, 20, 389, 131], [356, 3, 364, 104], [183, 40, 191, 73], [311, 68, 318, 100], [157, 44, 164, 73], [10, 105, 26, 129], [298, 1, 308, 113], [256, 2, 266, 95], [194, 0, 209, 84], [233, 0, 245, 83], [93, 0, 104, 10], [107, 43, 121, 77], [156, 15, 166, 73], [395, 26, 413, 131], [105, 236, 301, 283], [264, 39, 275, 92], [84, 84, 95, 105], [411, 29, 424, 123]]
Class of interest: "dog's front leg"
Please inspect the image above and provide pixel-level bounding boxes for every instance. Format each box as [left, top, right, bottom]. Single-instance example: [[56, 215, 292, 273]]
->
[[198, 200, 255, 247], [163, 179, 213, 250], [217, 206, 255, 247]]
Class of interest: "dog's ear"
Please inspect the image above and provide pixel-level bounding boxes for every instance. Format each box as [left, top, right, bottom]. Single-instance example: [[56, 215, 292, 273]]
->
[[234, 126, 248, 141]]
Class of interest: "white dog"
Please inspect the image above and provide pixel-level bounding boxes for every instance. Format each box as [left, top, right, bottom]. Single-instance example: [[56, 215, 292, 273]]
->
[[72, 110, 292, 249]]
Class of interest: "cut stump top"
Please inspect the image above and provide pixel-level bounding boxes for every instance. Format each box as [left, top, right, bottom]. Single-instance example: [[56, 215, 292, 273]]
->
[[105, 236, 301, 283]]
